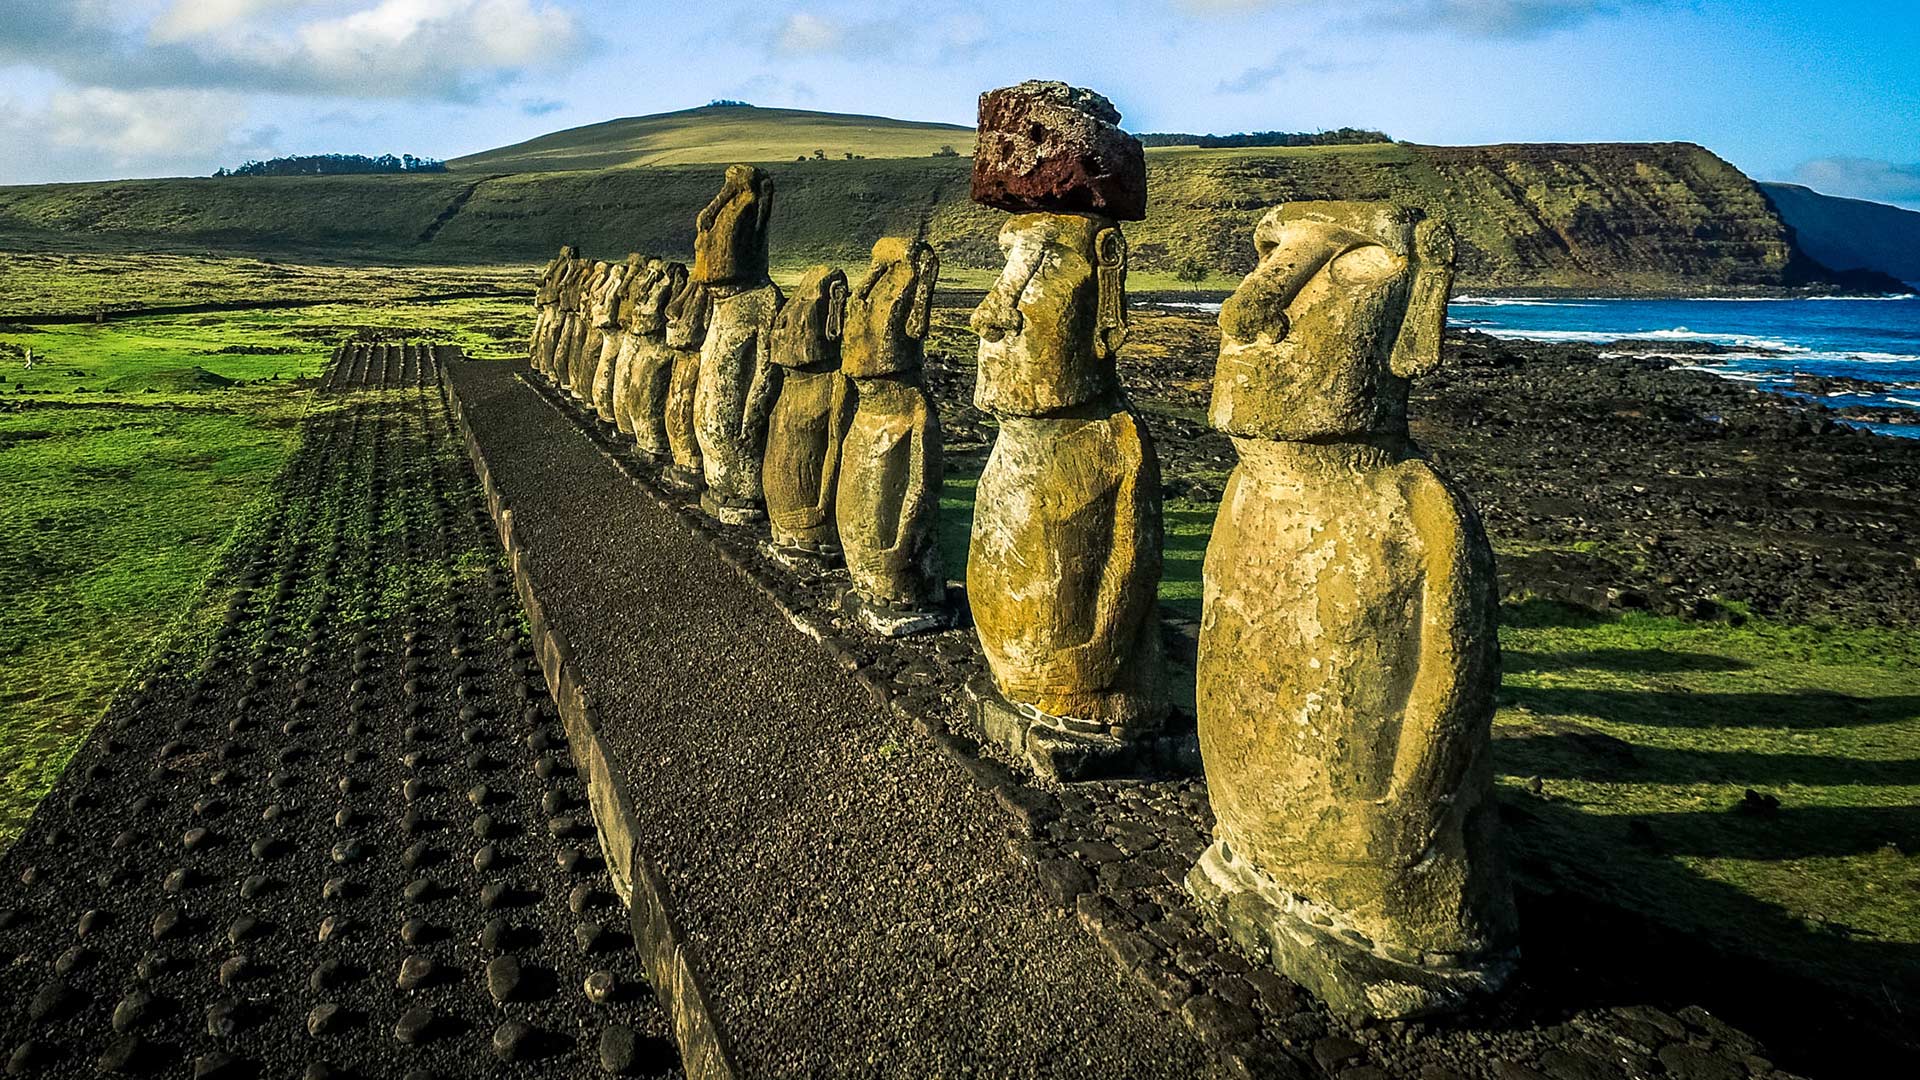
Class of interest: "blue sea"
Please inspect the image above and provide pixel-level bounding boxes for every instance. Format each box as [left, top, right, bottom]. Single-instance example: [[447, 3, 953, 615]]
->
[[1448, 294, 1920, 438]]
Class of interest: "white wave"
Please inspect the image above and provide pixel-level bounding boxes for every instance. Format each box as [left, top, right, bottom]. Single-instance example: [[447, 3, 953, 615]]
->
[[1147, 300, 1222, 312], [1465, 325, 1804, 350], [1450, 296, 1597, 308], [1892, 397, 1920, 408]]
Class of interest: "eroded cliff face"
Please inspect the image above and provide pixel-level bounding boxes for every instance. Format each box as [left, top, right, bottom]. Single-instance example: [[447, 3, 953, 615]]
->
[[1107, 142, 1822, 292]]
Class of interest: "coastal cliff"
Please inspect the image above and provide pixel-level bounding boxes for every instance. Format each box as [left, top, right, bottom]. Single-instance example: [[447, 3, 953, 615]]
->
[[0, 132, 1891, 295]]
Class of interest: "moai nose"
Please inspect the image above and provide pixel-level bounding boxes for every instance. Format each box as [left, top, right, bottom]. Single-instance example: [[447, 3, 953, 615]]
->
[[1219, 272, 1291, 344], [970, 295, 1020, 343]]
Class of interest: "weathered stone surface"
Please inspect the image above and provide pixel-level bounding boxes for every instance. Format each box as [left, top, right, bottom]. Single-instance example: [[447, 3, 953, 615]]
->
[[763, 266, 853, 553], [837, 239, 948, 625], [662, 274, 710, 489], [694, 282, 782, 518], [968, 211, 1164, 733], [971, 213, 1128, 416], [529, 245, 576, 373], [589, 254, 642, 422], [972, 81, 1147, 221], [692, 164, 774, 287], [616, 260, 685, 456], [564, 262, 611, 396], [1189, 201, 1515, 1021]]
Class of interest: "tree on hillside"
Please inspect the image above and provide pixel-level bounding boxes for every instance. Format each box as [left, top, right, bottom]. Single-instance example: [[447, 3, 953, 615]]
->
[[214, 153, 447, 177]]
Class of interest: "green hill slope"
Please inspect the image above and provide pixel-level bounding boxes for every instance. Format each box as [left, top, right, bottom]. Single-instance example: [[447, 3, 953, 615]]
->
[[449, 104, 973, 172], [1760, 182, 1920, 288], [0, 105, 1886, 295]]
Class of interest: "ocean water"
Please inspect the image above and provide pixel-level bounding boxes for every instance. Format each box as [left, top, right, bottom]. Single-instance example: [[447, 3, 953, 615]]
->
[[1448, 294, 1920, 437], [1149, 293, 1920, 438]]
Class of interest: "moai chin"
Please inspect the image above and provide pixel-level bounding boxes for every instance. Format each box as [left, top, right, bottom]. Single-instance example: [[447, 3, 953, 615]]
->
[[835, 238, 951, 635], [616, 259, 684, 457], [662, 268, 711, 490], [761, 266, 854, 564], [590, 254, 643, 423], [1186, 201, 1517, 1022], [964, 82, 1167, 780], [691, 165, 781, 523]]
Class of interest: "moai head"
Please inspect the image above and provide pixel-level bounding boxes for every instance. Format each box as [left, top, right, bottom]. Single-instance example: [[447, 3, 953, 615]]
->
[[631, 259, 683, 337], [664, 265, 711, 350], [969, 213, 1128, 416], [692, 164, 775, 286], [842, 238, 939, 379], [769, 266, 848, 371], [1211, 202, 1453, 442]]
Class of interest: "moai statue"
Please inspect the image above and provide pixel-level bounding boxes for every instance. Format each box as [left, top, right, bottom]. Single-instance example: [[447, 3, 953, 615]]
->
[[562, 261, 608, 396], [1185, 202, 1516, 1021], [965, 82, 1166, 779], [590, 254, 644, 424], [662, 270, 710, 490], [761, 265, 853, 566], [579, 259, 629, 410], [609, 256, 662, 437], [615, 259, 684, 456], [529, 245, 575, 369], [537, 255, 584, 380], [836, 238, 950, 635], [691, 165, 782, 523]]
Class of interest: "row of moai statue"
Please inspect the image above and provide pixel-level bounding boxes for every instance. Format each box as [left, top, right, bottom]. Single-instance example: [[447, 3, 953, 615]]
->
[[524, 81, 1516, 1022]]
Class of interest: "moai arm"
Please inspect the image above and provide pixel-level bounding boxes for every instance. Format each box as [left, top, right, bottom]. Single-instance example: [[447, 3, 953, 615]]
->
[[1389, 468, 1499, 824]]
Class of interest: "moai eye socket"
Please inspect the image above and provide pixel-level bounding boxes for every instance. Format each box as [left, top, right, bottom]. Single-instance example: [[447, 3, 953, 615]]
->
[[1328, 244, 1401, 285]]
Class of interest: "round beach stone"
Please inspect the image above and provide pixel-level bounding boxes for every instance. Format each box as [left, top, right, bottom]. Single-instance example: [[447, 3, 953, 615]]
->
[[491, 1020, 534, 1061], [599, 1025, 638, 1075], [306, 1003, 343, 1038], [392, 1005, 434, 1044], [396, 955, 434, 990], [583, 970, 616, 1004], [485, 955, 521, 1004]]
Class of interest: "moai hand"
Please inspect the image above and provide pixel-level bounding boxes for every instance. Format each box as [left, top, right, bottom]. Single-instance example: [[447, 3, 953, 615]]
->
[[762, 266, 854, 561], [691, 165, 781, 523], [1187, 202, 1516, 1021], [836, 238, 951, 634]]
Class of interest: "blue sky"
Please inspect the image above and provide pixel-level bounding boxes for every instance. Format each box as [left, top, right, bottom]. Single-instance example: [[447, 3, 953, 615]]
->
[[2, 0, 1916, 208]]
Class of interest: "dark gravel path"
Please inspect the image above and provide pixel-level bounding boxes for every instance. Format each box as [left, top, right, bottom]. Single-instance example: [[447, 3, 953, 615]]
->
[[446, 360, 1219, 1078], [0, 345, 679, 1079]]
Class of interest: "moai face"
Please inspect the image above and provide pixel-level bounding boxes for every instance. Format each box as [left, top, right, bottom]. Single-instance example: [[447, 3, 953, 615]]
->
[[769, 266, 848, 371], [631, 259, 682, 337], [692, 164, 775, 286], [843, 238, 938, 379], [969, 213, 1127, 416], [1211, 202, 1454, 442]]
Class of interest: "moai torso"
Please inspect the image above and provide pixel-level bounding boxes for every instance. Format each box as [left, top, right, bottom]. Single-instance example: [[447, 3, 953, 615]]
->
[[540, 258, 582, 377], [531, 247, 571, 363], [618, 260, 682, 455], [967, 212, 1165, 731], [690, 166, 780, 517], [663, 273, 711, 486], [1190, 202, 1514, 1020], [581, 260, 628, 408], [763, 266, 853, 553], [592, 255, 643, 422], [836, 238, 946, 614], [565, 263, 608, 393]]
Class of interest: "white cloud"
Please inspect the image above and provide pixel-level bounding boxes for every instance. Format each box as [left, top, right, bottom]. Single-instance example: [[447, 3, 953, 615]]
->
[[1177, 0, 1674, 38], [1791, 158, 1920, 210], [770, 11, 902, 57], [0, 85, 278, 183]]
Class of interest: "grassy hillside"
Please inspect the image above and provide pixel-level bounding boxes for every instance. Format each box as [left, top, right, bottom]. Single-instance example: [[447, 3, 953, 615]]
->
[[450, 104, 973, 172], [1761, 182, 1920, 288], [0, 106, 1866, 294]]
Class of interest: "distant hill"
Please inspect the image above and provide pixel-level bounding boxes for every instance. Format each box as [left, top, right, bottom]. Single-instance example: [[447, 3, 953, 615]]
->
[[1760, 183, 1920, 289], [449, 104, 973, 172], [0, 105, 1903, 295]]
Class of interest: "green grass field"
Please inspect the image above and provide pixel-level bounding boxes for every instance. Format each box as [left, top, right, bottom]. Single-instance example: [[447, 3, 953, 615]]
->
[[0, 258, 531, 841]]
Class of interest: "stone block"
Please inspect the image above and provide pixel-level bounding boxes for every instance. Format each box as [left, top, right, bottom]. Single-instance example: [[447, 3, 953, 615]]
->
[[972, 81, 1146, 221]]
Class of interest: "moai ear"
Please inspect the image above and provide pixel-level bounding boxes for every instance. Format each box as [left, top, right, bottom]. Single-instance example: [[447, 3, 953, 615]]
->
[[754, 177, 776, 239], [1389, 218, 1455, 380], [906, 244, 939, 341], [826, 278, 847, 341], [1095, 227, 1128, 359]]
